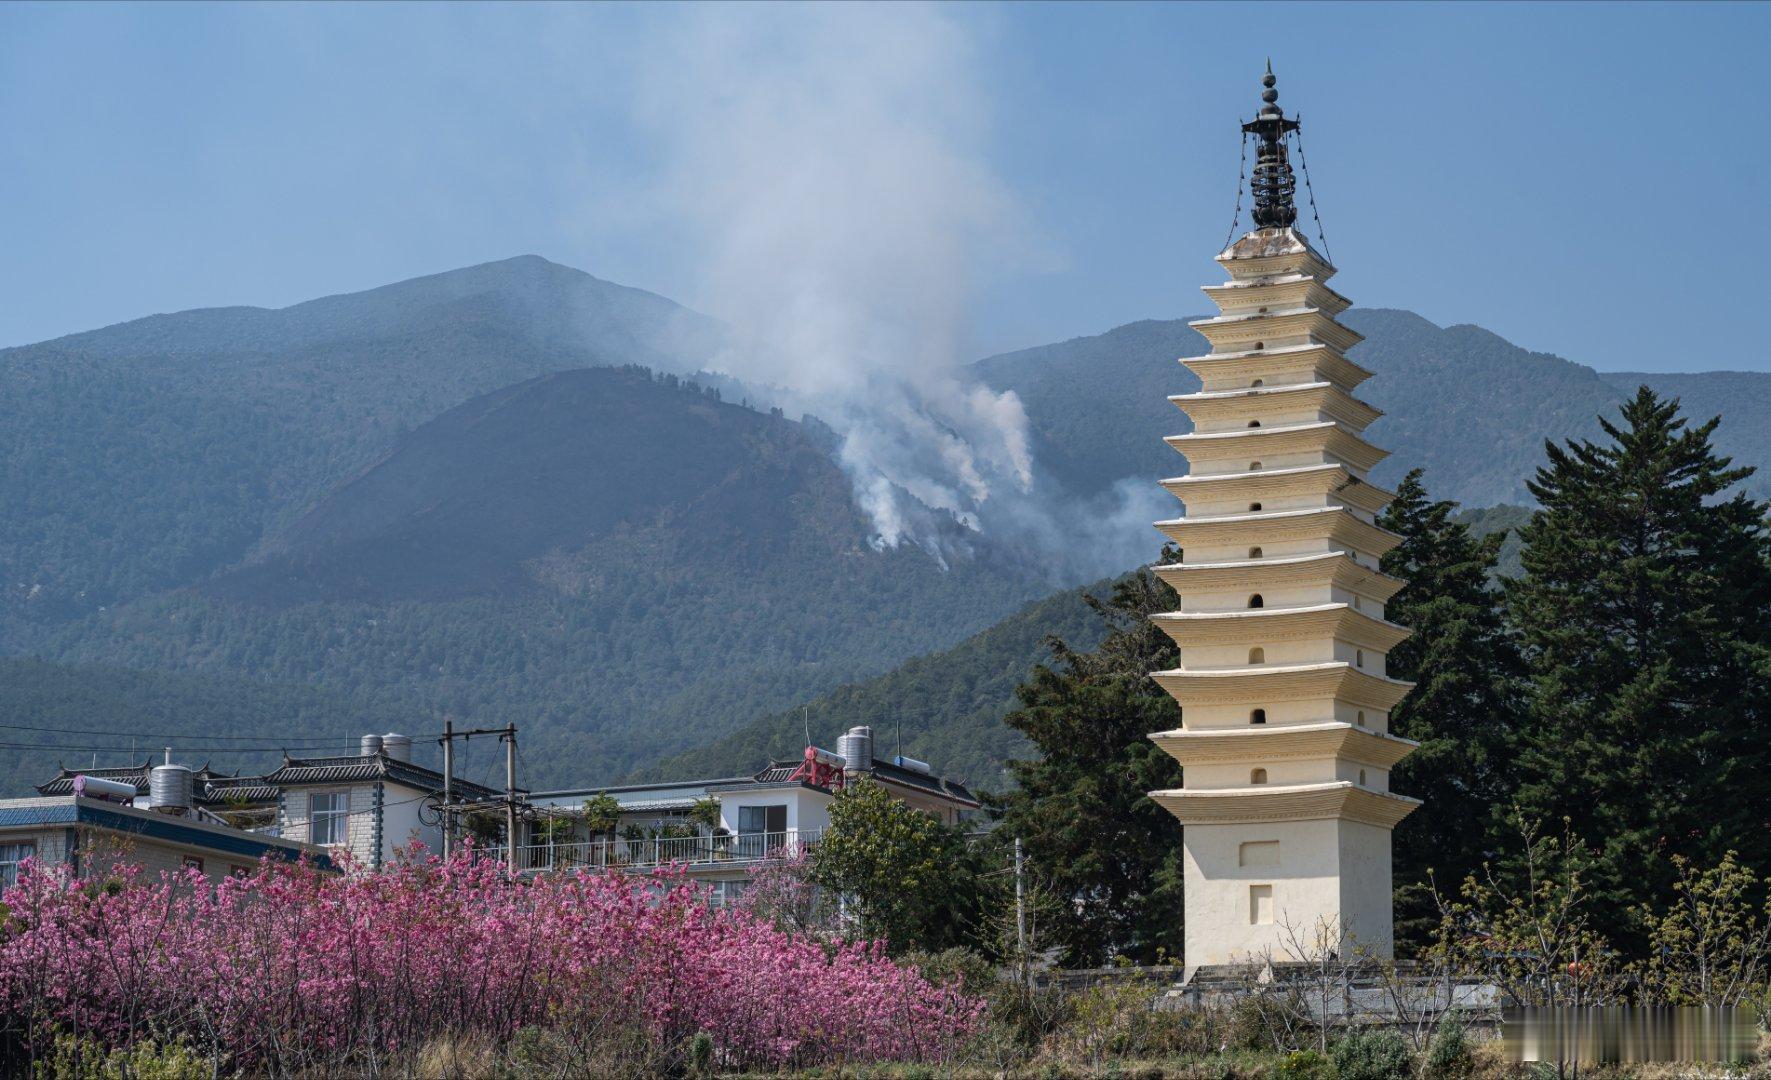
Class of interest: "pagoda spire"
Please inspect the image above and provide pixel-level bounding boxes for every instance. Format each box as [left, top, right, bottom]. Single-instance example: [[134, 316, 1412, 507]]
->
[[1242, 61, 1300, 229]]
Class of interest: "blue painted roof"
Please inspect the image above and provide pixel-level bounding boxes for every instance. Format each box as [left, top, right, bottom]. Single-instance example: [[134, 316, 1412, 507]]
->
[[0, 797, 334, 870]]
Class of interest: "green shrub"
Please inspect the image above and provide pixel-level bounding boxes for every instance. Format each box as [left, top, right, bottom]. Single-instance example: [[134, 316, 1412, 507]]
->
[[1276, 1048, 1337, 1079], [684, 1030, 715, 1079], [1423, 1015, 1475, 1080], [34, 1033, 210, 1080], [1331, 1028, 1414, 1080]]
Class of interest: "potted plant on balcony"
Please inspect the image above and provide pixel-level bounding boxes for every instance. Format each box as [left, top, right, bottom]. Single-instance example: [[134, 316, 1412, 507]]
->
[[689, 797, 724, 859], [581, 793, 621, 865]]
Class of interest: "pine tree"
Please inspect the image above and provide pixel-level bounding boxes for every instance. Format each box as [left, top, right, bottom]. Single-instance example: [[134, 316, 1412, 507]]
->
[[998, 562, 1186, 966], [1378, 469, 1525, 946], [1505, 387, 1771, 944]]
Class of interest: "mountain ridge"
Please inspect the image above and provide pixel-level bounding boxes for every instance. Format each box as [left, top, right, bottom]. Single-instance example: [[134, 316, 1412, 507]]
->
[[17, 255, 722, 365], [971, 307, 1770, 508]]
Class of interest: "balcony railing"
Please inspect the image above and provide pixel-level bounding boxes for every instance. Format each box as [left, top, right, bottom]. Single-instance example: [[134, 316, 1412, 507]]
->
[[486, 829, 821, 874]]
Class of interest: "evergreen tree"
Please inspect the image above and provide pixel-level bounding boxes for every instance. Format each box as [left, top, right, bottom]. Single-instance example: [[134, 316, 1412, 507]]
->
[[1378, 470, 1525, 945], [1505, 388, 1771, 945], [810, 778, 994, 955], [998, 562, 1186, 966]]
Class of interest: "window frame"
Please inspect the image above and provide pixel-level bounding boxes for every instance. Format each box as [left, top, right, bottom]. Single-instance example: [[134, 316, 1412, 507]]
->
[[309, 790, 351, 847], [0, 840, 37, 889]]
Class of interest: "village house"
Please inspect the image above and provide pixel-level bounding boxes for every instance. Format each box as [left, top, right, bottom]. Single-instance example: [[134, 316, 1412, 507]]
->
[[20, 725, 974, 897], [4, 764, 329, 886], [516, 726, 979, 905], [261, 734, 504, 870]]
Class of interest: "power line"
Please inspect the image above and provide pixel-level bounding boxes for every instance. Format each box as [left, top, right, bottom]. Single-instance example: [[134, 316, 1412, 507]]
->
[[0, 719, 384, 748], [0, 740, 366, 755]]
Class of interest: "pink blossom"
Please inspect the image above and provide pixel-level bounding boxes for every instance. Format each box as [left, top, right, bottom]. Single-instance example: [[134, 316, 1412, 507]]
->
[[0, 848, 982, 1072]]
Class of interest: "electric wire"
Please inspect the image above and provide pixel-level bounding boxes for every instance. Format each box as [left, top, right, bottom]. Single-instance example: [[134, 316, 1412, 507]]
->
[[0, 719, 370, 745], [0, 739, 366, 755], [1221, 126, 1248, 252], [1292, 118, 1333, 265]]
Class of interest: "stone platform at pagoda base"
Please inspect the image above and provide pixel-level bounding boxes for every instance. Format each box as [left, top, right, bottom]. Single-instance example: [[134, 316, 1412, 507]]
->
[[1159, 961, 1500, 1028]]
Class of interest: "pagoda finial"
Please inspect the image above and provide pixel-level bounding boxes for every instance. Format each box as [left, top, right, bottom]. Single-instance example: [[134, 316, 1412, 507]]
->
[[1242, 63, 1300, 230]]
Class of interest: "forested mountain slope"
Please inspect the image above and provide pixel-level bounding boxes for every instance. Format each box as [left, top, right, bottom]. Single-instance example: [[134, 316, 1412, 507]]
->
[[627, 582, 1109, 791], [0, 256, 722, 639], [39, 368, 1049, 786], [0, 658, 398, 796], [636, 502, 1541, 791]]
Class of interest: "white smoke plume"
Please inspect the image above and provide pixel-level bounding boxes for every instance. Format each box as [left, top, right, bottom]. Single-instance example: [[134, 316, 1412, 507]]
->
[[623, 3, 1159, 581], [629, 3, 1040, 548]]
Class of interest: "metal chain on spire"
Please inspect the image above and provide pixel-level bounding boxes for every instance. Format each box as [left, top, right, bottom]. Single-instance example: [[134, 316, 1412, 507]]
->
[[1291, 117, 1333, 265], [1221, 127, 1248, 252]]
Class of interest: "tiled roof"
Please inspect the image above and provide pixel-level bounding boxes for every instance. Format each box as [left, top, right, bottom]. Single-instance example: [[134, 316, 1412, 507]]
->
[[707, 759, 979, 807], [37, 763, 283, 806], [868, 760, 980, 807], [261, 753, 503, 800]]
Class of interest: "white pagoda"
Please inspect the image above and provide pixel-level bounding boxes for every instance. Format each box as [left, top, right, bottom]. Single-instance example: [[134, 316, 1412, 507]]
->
[[1148, 67, 1420, 971]]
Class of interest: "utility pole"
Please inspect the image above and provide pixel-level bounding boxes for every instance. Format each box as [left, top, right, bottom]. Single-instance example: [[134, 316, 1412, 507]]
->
[[1014, 835, 1028, 986], [503, 722, 518, 873], [436, 720, 516, 864], [440, 718, 454, 859]]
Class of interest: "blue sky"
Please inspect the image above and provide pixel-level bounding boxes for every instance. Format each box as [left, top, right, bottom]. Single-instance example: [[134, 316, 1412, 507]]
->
[[3, 1, 1767, 373]]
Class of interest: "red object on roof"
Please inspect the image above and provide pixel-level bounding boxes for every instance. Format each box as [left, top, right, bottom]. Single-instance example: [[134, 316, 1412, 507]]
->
[[785, 745, 844, 791]]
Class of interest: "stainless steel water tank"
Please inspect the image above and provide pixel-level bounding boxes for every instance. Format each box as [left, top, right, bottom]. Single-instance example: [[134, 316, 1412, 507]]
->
[[838, 726, 874, 774], [148, 763, 194, 812], [380, 733, 412, 762]]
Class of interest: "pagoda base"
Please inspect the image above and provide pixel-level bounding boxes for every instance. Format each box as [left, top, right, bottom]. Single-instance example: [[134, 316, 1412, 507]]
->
[[1181, 815, 1401, 969]]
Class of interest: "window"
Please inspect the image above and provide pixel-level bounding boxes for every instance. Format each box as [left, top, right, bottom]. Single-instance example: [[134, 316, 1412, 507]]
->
[[181, 855, 204, 873], [1253, 341, 1265, 350], [1251, 379, 1264, 388], [1359, 769, 1367, 786], [1249, 461, 1262, 471], [1250, 884, 1274, 924], [1355, 649, 1365, 669], [1250, 768, 1268, 785], [1248, 647, 1265, 664], [1249, 546, 1263, 558], [1247, 420, 1261, 428], [709, 879, 751, 908], [0, 842, 36, 890], [1248, 594, 1264, 609], [1240, 841, 1279, 867], [1356, 710, 1366, 727], [1249, 502, 1262, 511], [310, 792, 349, 846], [1352, 595, 1362, 610], [737, 804, 788, 858], [1251, 709, 1267, 725]]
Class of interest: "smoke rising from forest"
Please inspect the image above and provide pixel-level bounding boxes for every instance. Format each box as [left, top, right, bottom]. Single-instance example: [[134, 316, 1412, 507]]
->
[[633, 3, 1162, 579]]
